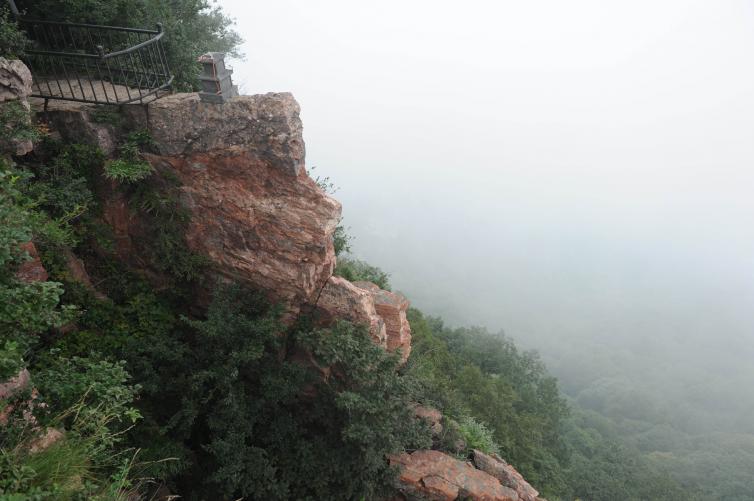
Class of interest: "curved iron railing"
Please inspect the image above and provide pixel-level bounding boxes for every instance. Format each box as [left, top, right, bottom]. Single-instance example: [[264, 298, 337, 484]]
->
[[18, 18, 173, 105]]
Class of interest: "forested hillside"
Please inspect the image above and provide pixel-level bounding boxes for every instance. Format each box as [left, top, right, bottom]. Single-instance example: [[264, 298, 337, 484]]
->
[[2, 2, 752, 500]]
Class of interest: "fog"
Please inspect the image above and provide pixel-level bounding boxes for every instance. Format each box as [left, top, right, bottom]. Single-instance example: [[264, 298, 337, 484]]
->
[[221, 0, 754, 433]]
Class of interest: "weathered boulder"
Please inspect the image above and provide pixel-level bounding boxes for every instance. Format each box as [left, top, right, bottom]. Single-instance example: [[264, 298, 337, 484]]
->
[[15, 242, 48, 283], [141, 92, 305, 176], [142, 93, 339, 308], [0, 57, 32, 103], [0, 369, 30, 402], [413, 404, 443, 436], [0, 57, 34, 156], [354, 281, 412, 362], [317, 276, 387, 346], [472, 450, 540, 501], [390, 450, 520, 501], [39, 104, 120, 155], [28, 428, 65, 454], [53, 92, 342, 310]]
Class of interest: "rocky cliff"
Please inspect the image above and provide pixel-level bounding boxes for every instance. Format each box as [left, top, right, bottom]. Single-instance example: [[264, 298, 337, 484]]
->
[[43, 91, 411, 360], [37, 91, 544, 500]]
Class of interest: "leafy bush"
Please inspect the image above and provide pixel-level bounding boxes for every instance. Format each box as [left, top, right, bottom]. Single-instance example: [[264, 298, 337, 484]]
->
[[0, 7, 27, 58], [334, 257, 391, 290], [95, 283, 431, 500], [0, 163, 77, 378], [458, 416, 500, 455], [0, 100, 39, 144], [104, 131, 155, 184], [1, 355, 141, 500], [333, 221, 352, 256], [104, 158, 153, 183]]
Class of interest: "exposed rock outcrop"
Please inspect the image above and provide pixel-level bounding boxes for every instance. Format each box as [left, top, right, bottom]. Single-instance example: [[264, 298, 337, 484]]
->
[[471, 450, 540, 501], [30, 89, 549, 499], [0, 57, 32, 103], [413, 405, 443, 436], [390, 450, 519, 501], [15, 242, 48, 283], [0, 57, 34, 156], [142, 93, 339, 308], [354, 281, 412, 362], [143, 92, 305, 175], [390, 449, 548, 501], [43, 91, 406, 350], [0, 369, 30, 402], [316, 276, 387, 345]]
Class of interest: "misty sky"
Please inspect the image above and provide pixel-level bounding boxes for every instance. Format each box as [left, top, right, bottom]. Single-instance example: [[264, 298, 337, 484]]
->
[[220, 1, 754, 390]]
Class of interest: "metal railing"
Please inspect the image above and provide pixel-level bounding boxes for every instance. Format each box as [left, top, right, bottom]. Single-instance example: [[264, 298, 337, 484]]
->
[[18, 18, 173, 105]]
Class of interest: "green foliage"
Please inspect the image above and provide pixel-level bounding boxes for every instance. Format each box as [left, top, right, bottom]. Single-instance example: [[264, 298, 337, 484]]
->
[[1, 354, 140, 500], [104, 130, 154, 184], [86, 283, 431, 500], [34, 355, 142, 436], [21, 141, 103, 223], [333, 221, 352, 256], [16, 0, 243, 91], [0, 162, 77, 378], [458, 416, 500, 456], [103, 158, 152, 183], [0, 279, 74, 340], [0, 148, 142, 499], [128, 176, 208, 285], [405, 309, 571, 496], [0, 341, 24, 384], [0, 7, 27, 58], [335, 257, 391, 290], [0, 100, 39, 144]]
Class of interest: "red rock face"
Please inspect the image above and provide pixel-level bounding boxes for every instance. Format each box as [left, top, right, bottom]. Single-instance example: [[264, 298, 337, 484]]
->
[[472, 450, 540, 501], [148, 148, 341, 307], [317, 276, 387, 345], [15, 242, 48, 283], [47, 91, 409, 357], [137, 93, 340, 309], [354, 281, 412, 362], [390, 450, 520, 501]]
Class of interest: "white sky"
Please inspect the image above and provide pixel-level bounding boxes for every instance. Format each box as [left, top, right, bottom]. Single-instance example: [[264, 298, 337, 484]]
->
[[219, 0, 754, 401]]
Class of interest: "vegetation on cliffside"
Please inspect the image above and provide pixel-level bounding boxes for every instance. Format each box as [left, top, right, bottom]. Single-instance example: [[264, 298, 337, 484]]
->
[[2, 3, 750, 501]]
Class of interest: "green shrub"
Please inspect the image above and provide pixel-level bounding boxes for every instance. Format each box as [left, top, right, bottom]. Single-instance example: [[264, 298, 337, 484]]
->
[[1, 354, 141, 501], [333, 221, 352, 256], [103, 129, 155, 184], [104, 158, 153, 183], [334, 257, 391, 290], [0, 8, 27, 58], [0, 100, 38, 144], [107, 283, 430, 500], [458, 416, 500, 455]]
